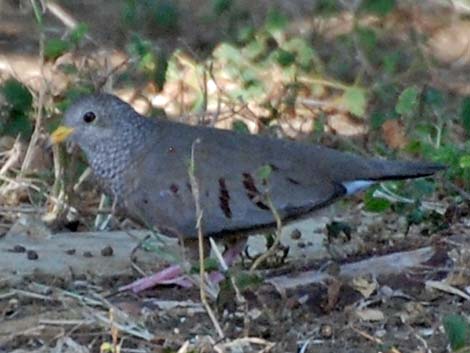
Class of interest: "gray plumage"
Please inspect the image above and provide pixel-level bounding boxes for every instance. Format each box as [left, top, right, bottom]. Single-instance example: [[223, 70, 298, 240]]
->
[[61, 94, 445, 238]]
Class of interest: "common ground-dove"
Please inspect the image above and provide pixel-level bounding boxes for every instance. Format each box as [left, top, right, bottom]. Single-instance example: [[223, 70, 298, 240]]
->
[[51, 94, 444, 291]]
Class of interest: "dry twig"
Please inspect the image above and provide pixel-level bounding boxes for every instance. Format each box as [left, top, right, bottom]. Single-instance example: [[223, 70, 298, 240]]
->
[[250, 196, 283, 271], [189, 138, 225, 339]]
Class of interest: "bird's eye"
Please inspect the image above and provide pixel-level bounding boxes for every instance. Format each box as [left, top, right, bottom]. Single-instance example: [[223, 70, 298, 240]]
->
[[83, 111, 96, 123]]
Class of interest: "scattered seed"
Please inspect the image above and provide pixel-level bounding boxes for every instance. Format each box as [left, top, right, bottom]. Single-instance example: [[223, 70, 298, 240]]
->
[[11, 245, 26, 253], [101, 246, 113, 257], [26, 250, 39, 260], [290, 228, 302, 240]]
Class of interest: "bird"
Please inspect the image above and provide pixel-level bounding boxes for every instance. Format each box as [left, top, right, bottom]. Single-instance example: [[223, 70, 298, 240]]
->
[[50, 93, 445, 292]]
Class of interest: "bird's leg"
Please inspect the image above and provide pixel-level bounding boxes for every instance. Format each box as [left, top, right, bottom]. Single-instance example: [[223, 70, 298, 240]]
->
[[119, 239, 208, 293], [119, 264, 193, 293], [223, 237, 248, 266], [208, 237, 248, 283], [119, 238, 248, 293]]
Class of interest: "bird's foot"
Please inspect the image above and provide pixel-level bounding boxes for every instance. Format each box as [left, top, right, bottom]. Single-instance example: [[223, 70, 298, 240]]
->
[[119, 264, 192, 293], [119, 239, 247, 293], [119, 264, 226, 293]]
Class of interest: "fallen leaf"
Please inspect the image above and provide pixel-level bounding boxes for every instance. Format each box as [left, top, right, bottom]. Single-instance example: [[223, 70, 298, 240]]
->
[[381, 119, 408, 149], [355, 308, 385, 322], [352, 275, 378, 298]]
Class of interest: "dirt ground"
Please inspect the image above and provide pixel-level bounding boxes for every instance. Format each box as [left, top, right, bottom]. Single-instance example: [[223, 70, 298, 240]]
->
[[1, 1, 470, 353]]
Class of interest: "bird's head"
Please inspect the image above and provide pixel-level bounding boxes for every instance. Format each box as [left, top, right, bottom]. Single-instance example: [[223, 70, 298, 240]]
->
[[50, 94, 138, 149]]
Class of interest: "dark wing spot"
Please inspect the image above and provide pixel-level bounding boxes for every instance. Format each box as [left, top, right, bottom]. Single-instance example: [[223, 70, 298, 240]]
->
[[242, 173, 257, 195], [170, 184, 179, 194], [287, 177, 300, 185], [242, 173, 270, 211], [218, 178, 232, 218]]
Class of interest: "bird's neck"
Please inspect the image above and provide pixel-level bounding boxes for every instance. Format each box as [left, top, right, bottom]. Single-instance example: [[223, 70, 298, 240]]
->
[[85, 117, 156, 198]]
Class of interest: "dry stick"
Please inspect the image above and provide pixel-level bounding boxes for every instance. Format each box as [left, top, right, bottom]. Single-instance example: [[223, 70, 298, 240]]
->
[[250, 196, 283, 272], [0, 174, 72, 215], [189, 139, 225, 340], [20, 26, 45, 175], [0, 137, 22, 176], [46, 1, 97, 45], [445, 180, 470, 201]]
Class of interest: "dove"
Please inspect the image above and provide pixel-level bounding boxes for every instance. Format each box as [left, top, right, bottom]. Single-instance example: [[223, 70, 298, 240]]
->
[[51, 93, 444, 292]]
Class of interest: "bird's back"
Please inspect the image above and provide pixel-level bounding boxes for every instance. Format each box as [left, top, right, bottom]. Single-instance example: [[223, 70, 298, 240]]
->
[[119, 118, 443, 238]]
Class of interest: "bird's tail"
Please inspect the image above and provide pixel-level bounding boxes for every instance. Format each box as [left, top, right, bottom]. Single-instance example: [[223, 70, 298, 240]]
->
[[367, 159, 446, 181]]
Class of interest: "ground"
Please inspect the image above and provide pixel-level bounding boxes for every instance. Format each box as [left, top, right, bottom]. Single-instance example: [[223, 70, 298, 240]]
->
[[1, 1, 470, 353]]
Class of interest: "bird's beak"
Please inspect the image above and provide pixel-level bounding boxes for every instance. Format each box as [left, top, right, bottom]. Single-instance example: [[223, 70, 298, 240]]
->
[[50, 126, 75, 144]]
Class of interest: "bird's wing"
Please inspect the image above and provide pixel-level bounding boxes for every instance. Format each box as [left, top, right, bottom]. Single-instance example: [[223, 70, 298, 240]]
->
[[122, 119, 443, 238], [122, 120, 347, 238]]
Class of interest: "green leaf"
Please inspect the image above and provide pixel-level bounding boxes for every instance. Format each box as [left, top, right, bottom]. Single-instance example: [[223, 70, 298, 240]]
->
[[121, 0, 138, 26], [364, 191, 391, 212], [342, 86, 367, 117], [212, 0, 233, 15], [234, 271, 263, 290], [237, 25, 255, 43], [360, 0, 396, 16], [314, 0, 340, 15], [152, 0, 179, 30], [411, 179, 435, 196], [459, 155, 470, 169], [460, 97, 470, 136], [356, 27, 377, 52], [191, 257, 219, 273], [44, 38, 70, 60], [1, 111, 33, 138], [213, 43, 243, 62], [69, 23, 88, 45], [443, 314, 470, 351], [424, 87, 444, 108], [1, 79, 33, 112], [382, 52, 400, 74], [275, 48, 296, 67], [232, 120, 250, 134], [127, 34, 167, 86], [370, 111, 386, 130], [265, 8, 288, 33], [258, 164, 273, 180], [395, 86, 420, 116], [243, 39, 265, 60], [406, 207, 425, 226], [284, 38, 317, 70]]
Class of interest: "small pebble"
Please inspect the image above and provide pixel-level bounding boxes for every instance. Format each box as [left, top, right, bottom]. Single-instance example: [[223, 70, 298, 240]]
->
[[65, 249, 76, 255], [290, 228, 302, 240], [83, 251, 93, 258], [101, 246, 113, 257], [12, 245, 26, 253], [320, 323, 333, 339], [26, 250, 39, 260]]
